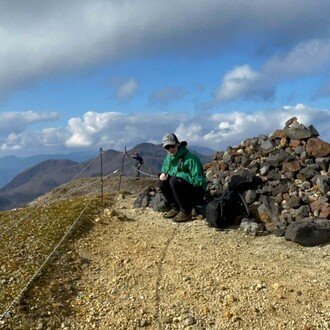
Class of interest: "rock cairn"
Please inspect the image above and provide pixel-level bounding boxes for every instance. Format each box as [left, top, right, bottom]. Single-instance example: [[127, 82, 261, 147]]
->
[[135, 118, 329, 246], [205, 117, 330, 245]]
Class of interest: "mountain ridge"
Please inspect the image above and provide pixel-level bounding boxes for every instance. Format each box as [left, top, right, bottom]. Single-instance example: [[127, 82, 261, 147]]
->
[[0, 151, 95, 188], [0, 143, 210, 210]]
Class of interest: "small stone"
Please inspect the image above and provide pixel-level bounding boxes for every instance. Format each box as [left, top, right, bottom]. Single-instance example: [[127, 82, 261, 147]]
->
[[4, 311, 12, 319], [202, 306, 210, 314], [139, 318, 149, 327], [225, 294, 237, 304], [162, 316, 173, 324], [223, 309, 233, 319], [260, 166, 269, 176], [282, 160, 301, 172], [184, 316, 197, 326], [35, 321, 44, 330]]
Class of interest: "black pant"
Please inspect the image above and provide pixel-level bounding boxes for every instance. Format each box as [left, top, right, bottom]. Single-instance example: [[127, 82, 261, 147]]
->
[[158, 176, 205, 214], [135, 163, 141, 177]]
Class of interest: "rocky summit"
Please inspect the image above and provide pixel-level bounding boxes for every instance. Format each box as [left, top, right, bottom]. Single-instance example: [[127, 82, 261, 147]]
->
[[1, 133, 329, 329], [136, 118, 330, 246], [205, 117, 330, 246]]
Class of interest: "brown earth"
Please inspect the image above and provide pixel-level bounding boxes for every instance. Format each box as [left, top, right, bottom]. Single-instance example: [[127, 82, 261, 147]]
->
[[1, 177, 329, 329]]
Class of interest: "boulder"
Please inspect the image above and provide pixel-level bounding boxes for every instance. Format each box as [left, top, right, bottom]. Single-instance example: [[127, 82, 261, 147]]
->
[[310, 197, 330, 219], [316, 176, 330, 194], [315, 157, 330, 172], [134, 186, 157, 208], [286, 196, 301, 209], [290, 140, 301, 148], [299, 166, 316, 180], [308, 125, 320, 137], [266, 149, 292, 168], [134, 192, 150, 208], [259, 140, 276, 154], [294, 205, 310, 221], [269, 129, 286, 140], [244, 190, 257, 204], [284, 218, 330, 246], [282, 160, 301, 172], [284, 123, 312, 140], [226, 169, 262, 192], [256, 198, 279, 227], [306, 138, 330, 158], [239, 218, 260, 236], [285, 117, 298, 126], [150, 192, 170, 212]]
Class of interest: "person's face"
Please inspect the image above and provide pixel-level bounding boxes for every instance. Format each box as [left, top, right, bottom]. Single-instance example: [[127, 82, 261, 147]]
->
[[164, 144, 178, 155]]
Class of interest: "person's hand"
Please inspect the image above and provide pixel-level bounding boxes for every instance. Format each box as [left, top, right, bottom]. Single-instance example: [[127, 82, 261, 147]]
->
[[159, 173, 168, 181]]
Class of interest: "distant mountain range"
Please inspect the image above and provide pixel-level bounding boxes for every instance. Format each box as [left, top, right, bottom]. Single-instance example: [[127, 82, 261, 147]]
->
[[0, 151, 95, 188], [189, 145, 215, 157], [0, 143, 211, 211]]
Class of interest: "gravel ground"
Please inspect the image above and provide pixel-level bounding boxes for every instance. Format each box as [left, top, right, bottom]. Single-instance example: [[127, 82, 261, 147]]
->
[[63, 192, 330, 330], [1, 181, 329, 330]]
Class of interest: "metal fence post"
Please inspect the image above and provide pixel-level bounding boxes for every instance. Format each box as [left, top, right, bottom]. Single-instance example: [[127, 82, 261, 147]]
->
[[99, 148, 104, 203]]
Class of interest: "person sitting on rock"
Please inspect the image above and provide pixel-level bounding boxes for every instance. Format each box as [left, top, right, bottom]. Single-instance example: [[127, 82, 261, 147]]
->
[[159, 133, 207, 222]]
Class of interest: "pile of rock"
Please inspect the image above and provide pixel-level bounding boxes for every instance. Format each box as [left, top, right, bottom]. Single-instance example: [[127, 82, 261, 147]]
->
[[205, 117, 330, 245]]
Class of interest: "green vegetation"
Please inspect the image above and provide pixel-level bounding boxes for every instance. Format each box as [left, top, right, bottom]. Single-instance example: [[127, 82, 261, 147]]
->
[[0, 194, 113, 321]]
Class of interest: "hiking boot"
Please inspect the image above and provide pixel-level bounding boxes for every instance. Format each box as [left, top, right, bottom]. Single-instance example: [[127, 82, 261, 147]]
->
[[163, 209, 180, 219], [172, 212, 192, 223]]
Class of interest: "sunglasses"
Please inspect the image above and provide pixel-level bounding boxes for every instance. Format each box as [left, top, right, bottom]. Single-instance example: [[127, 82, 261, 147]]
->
[[164, 144, 176, 150]]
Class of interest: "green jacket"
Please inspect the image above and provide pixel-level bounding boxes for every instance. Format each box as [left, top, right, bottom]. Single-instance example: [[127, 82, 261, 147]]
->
[[161, 143, 207, 189]]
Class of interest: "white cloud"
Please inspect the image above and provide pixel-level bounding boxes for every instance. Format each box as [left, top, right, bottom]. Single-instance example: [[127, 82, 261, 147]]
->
[[109, 78, 138, 102], [62, 105, 330, 151], [0, 111, 59, 136], [1, 1, 330, 98], [1, 104, 329, 155], [176, 104, 330, 149], [117, 79, 138, 101], [0, 133, 23, 151], [65, 111, 188, 149], [0, 111, 63, 154], [215, 65, 260, 101], [262, 39, 330, 79], [214, 38, 330, 102]]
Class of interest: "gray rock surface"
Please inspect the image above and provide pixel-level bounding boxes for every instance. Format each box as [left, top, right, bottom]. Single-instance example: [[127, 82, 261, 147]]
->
[[284, 218, 330, 246], [204, 119, 329, 245]]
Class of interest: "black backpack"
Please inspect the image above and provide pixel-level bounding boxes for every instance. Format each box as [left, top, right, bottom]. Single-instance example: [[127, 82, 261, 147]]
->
[[206, 190, 249, 229]]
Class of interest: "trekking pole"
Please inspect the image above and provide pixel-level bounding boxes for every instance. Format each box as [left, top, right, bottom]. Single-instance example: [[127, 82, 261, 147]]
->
[[99, 147, 104, 204], [118, 146, 127, 191]]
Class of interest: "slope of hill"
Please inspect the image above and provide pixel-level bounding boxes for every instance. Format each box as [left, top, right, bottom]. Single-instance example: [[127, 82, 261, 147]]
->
[[1, 177, 328, 329], [0, 143, 210, 211], [0, 159, 79, 207], [0, 152, 94, 188], [0, 195, 12, 210]]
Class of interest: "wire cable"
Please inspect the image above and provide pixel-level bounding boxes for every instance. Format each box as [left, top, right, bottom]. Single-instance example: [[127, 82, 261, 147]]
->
[[126, 154, 159, 178], [131, 166, 158, 178], [0, 179, 101, 252], [0, 196, 94, 321], [0, 154, 100, 240]]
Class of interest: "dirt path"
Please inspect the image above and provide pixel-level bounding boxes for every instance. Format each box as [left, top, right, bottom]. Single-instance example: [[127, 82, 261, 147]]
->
[[63, 192, 329, 330]]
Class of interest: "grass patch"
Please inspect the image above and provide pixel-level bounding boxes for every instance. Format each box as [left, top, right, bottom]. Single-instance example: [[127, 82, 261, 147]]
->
[[0, 194, 113, 328]]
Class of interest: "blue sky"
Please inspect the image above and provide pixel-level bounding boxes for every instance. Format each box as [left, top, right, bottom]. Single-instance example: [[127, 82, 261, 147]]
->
[[0, 0, 329, 156]]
